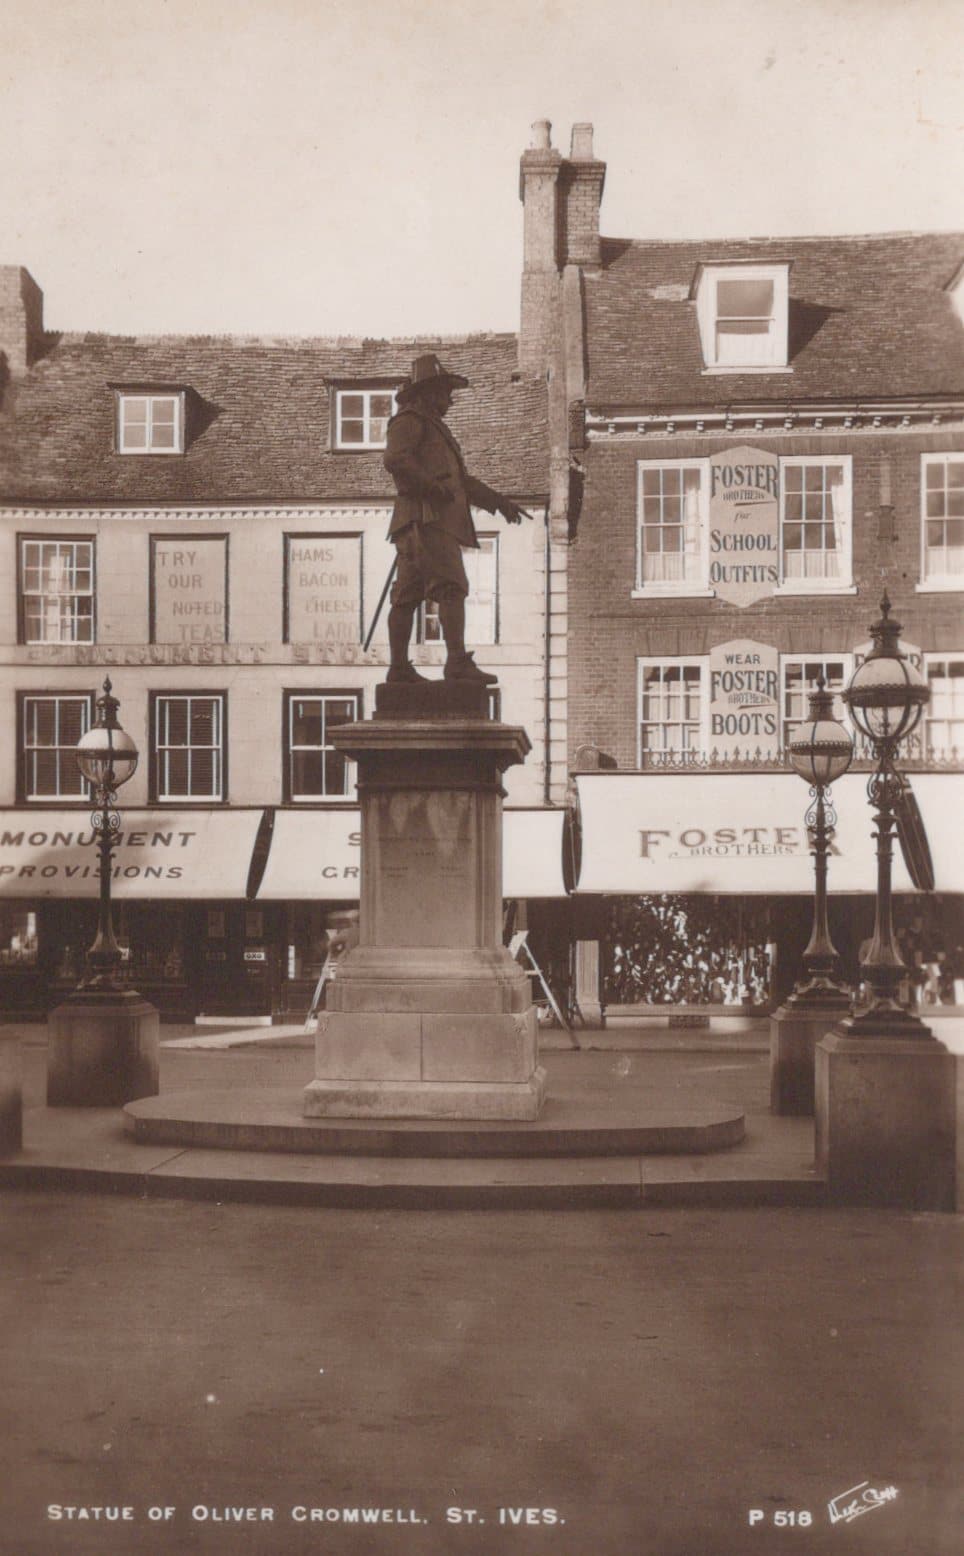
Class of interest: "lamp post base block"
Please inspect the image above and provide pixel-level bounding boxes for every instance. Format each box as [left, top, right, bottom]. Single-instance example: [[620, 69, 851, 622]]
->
[[770, 991, 851, 1115], [47, 992, 160, 1107], [815, 1028, 956, 1210]]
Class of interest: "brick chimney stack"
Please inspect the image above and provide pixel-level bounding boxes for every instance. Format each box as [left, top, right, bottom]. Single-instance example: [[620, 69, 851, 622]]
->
[[0, 266, 44, 375], [518, 120, 563, 376], [559, 123, 606, 268], [518, 121, 606, 375]]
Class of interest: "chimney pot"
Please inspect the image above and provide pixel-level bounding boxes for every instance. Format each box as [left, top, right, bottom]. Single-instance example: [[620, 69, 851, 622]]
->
[[530, 119, 552, 150], [570, 123, 595, 160]]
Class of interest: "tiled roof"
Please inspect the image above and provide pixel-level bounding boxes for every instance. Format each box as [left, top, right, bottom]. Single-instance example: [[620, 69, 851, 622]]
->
[[0, 332, 548, 504], [584, 233, 964, 407]]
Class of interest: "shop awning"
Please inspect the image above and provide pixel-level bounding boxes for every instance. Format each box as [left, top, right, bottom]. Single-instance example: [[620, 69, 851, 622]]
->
[[573, 772, 964, 896], [503, 807, 569, 898], [254, 807, 569, 900], [255, 809, 362, 900], [0, 809, 264, 899]]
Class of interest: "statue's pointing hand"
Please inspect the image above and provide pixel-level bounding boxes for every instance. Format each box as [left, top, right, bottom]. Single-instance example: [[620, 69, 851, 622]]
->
[[498, 498, 535, 525]]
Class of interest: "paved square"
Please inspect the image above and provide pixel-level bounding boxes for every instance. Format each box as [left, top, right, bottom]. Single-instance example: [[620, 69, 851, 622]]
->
[[1, 1192, 958, 1555]]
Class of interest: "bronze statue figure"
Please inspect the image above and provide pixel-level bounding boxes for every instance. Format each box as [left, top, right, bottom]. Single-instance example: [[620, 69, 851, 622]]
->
[[383, 353, 532, 684]]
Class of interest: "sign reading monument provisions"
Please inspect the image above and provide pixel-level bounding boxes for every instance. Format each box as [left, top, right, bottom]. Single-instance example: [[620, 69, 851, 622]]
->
[[287, 536, 363, 644], [708, 639, 780, 754], [152, 537, 227, 644], [709, 446, 779, 607], [0, 810, 261, 899]]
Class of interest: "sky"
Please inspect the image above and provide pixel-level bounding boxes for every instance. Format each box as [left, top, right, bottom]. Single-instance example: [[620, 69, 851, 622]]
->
[[0, 0, 961, 339]]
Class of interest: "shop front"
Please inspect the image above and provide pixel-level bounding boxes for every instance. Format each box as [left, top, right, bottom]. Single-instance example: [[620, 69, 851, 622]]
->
[[571, 771, 963, 1016], [252, 807, 362, 1018], [0, 804, 573, 1023], [196, 903, 287, 1021], [0, 808, 264, 1020], [252, 805, 572, 1021]]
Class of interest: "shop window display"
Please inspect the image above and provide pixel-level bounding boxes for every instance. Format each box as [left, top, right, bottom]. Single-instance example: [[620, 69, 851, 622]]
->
[[286, 904, 359, 985], [113, 904, 188, 984], [890, 899, 964, 1008], [604, 895, 774, 1007], [50, 904, 97, 986], [0, 908, 38, 967]]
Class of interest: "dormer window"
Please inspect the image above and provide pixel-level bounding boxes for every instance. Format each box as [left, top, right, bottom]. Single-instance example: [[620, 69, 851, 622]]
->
[[117, 391, 185, 454], [334, 386, 398, 450], [693, 263, 790, 371]]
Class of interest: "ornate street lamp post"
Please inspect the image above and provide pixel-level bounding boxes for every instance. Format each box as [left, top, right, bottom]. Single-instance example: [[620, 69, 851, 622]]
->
[[787, 677, 854, 997], [814, 594, 955, 1209], [46, 677, 159, 1108], [75, 678, 139, 990], [769, 679, 853, 1114], [841, 595, 930, 1036]]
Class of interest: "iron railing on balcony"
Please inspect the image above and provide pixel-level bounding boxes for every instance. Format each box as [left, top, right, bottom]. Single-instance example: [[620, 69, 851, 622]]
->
[[630, 745, 963, 774]]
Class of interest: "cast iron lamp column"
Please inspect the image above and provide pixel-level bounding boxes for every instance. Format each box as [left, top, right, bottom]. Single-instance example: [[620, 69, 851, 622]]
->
[[841, 595, 931, 1037], [769, 679, 853, 1114], [786, 677, 854, 1001], [75, 677, 139, 990], [46, 676, 159, 1108], [814, 594, 955, 1209]]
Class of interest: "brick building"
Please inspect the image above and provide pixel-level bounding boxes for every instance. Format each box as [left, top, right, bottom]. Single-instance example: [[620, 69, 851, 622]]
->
[[4, 120, 961, 1027], [0, 269, 569, 1020], [516, 120, 964, 1017]]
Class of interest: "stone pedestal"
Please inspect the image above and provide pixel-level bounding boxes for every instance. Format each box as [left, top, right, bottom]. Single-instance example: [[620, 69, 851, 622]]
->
[[47, 991, 160, 1107], [0, 1032, 22, 1152], [815, 1020, 957, 1210], [304, 683, 546, 1120], [770, 983, 852, 1115]]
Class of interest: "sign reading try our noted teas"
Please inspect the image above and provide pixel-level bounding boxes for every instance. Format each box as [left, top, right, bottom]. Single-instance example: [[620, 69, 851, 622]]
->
[[709, 446, 779, 608], [152, 538, 227, 644]]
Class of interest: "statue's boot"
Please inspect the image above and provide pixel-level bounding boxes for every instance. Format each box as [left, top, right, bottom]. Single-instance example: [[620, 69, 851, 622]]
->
[[386, 601, 430, 682], [443, 651, 498, 685], [386, 662, 431, 683], [438, 593, 498, 685]]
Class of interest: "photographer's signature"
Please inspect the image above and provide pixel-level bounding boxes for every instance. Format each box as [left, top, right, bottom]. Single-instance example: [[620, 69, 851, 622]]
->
[[828, 1481, 899, 1525]]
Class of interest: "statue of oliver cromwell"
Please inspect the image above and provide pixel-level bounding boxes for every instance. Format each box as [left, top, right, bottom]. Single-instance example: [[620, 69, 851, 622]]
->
[[383, 353, 532, 685]]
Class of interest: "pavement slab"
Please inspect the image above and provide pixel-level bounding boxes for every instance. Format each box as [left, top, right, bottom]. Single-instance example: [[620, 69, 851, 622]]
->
[[1, 1018, 960, 1209], [0, 1194, 958, 1555], [147, 1149, 646, 1209]]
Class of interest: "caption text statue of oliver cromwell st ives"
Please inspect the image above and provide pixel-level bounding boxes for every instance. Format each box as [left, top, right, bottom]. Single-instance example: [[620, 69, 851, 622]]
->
[[380, 352, 534, 686]]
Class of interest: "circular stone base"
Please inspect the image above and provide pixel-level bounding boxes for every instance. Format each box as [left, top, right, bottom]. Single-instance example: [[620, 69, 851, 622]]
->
[[124, 1086, 744, 1158]]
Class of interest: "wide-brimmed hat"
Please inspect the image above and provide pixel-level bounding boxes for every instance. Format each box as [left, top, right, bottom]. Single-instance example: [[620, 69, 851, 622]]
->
[[397, 352, 469, 403]]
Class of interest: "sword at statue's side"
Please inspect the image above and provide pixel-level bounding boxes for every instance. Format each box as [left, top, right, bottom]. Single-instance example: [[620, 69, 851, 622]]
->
[[362, 556, 398, 653]]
